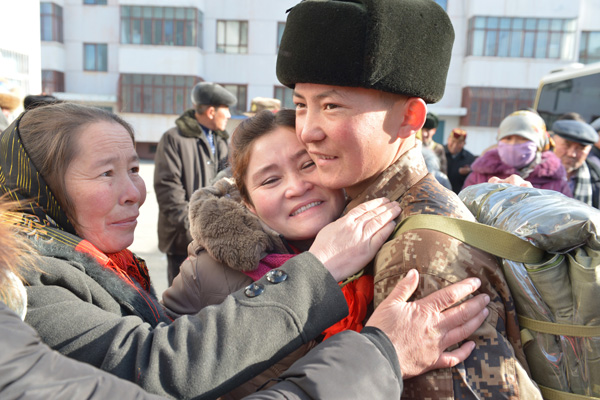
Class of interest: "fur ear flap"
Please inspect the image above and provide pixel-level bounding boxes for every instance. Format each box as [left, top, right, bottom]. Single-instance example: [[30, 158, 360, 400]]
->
[[188, 177, 285, 272]]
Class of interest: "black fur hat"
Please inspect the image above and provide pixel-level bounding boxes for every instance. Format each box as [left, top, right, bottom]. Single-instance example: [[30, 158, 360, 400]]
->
[[276, 0, 454, 104]]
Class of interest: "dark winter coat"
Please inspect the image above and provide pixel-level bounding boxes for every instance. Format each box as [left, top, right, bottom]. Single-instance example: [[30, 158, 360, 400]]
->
[[463, 148, 572, 196], [444, 145, 477, 194], [154, 109, 229, 256]]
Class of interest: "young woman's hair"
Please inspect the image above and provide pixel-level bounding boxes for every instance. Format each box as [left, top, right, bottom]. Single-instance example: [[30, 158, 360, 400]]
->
[[229, 108, 296, 204], [19, 102, 135, 225]]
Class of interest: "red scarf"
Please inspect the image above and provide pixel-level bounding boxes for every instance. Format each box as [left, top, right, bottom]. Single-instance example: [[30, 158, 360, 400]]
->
[[246, 253, 374, 339], [75, 240, 151, 291]]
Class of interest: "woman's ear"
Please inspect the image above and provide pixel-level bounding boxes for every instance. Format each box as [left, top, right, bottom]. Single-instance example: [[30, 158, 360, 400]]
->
[[397, 97, 427, 139], [243, 200, 257, 215]]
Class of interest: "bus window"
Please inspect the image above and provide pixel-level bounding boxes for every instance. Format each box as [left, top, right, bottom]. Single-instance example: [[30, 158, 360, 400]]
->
[[534, 62, 600, 128]]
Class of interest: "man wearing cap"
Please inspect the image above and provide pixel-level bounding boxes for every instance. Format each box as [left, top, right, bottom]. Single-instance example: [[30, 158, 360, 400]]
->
[[154, 82, 237, 284], [243, 97, 281, 117], [277, 0, 540, 398], [444, 128, 476, 193], [552, 119, 600, 208], [421, 112, 448, 174]]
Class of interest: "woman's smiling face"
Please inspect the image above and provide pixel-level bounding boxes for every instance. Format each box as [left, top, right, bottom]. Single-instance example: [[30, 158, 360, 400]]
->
[[244, 126, 346, 241]]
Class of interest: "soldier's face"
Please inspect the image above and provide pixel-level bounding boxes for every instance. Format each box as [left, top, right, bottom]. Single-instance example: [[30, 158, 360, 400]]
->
[[294, 83, 405, 198]]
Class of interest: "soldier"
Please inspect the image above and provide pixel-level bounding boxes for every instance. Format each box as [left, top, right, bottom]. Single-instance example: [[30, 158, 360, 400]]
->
[[277, 0, 541, 397]]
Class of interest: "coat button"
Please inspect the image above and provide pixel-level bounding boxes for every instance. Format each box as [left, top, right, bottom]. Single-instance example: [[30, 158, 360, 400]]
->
[[244, 282, 264, 298], [266, 269, 288, 284]]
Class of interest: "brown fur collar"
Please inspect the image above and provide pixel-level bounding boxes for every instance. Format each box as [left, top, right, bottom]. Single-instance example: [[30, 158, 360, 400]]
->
[[188, 176, 289, 272]]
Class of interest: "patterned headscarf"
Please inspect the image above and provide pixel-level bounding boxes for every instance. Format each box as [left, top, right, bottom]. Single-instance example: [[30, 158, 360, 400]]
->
[[0, 112, 153, 294], [0, 114, 76, 233]]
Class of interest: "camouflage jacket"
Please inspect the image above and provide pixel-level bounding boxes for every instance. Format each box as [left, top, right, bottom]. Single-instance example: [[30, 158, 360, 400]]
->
[[345, 144, 541, 400]]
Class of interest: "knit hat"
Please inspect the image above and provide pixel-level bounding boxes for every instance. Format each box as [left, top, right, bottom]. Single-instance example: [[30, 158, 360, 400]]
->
[[552, 120, 599, 146], [243, 97, 281, 116], [276, 0, 455, 104], [191, 82, 237, 107], [497, 110, 548, 150], [423, 112, 439, 129]]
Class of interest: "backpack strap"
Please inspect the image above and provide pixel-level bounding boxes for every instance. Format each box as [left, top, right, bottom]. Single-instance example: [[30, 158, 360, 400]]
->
[[391, 214, 545, 264], [538, 384, 600, 400], [518, 315, 600, 337]]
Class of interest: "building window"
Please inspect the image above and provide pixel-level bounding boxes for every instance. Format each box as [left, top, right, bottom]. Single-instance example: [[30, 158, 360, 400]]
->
[[220, 84, 247, 115], [119, 74, 199, 115], [461, 87, 536, 127], [84, 43, 108, 71], [84, 0, 107, 4], [274, 86, 294, 109], [40, 2, 63, 43], [468, 16, 575, 59], [580, 31, 600, 64], [41, 70, 65, 93], [120, 6, 203, 48], [433, 0, 447, 11], [277, 22, 285, 50], [216, 20, 248, 54]]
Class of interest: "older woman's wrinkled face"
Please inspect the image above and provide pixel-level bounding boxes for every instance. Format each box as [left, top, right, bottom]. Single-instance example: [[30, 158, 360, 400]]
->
[[64, 121, 146, 253]]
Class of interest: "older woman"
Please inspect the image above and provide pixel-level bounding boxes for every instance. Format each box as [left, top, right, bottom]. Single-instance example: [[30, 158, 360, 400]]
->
[[463, 110, 572, 196], [0, 198, 167, 399], [0, 103, 489, 399]]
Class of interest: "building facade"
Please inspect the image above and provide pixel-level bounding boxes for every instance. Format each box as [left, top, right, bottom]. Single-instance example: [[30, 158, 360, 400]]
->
[[3, 0, 599, 157]]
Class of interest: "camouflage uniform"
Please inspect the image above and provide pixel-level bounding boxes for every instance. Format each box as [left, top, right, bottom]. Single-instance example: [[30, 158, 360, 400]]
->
[[345, 145, 541, 399]]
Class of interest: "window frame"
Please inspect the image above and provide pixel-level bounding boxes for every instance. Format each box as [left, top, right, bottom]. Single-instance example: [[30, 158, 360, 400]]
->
[[467, 16, 575, 60], [460, 86, 536, 127], [579, 31, 600, 64], [274, 86, 295, 109], [219, 83, 247, 115], [83, 43, 108, 72], [41, 70, 65, 93], [120, 6, 203, 48], [216, 20, 248, 54], [40, 2, 63, 43], [119, 73, 200, 115], [83, 0, 107, 5]]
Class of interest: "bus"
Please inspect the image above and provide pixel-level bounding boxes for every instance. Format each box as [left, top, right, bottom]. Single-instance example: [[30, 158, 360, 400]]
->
[[534, 61, 600, 128]]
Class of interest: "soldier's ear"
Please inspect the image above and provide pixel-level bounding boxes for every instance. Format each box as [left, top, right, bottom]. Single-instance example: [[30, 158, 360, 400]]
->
[[397, 97, 427, 139]]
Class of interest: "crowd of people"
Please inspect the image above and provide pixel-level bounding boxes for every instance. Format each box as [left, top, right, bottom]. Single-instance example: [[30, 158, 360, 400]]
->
[[0, 0, 599, 399]]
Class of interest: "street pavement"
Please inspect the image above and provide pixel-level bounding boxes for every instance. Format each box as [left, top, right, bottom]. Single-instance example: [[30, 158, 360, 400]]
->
[[130, 160, 169, 299]]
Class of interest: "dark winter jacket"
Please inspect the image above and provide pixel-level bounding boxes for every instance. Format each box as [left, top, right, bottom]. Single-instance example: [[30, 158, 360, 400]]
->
[[154, 109, 229, 255], [444, 145, 477, 194], [463, 148, 572, 196]]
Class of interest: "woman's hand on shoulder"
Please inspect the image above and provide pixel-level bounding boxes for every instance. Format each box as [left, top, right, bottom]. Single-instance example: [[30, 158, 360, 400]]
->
[[309, 197, 401, 282]]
